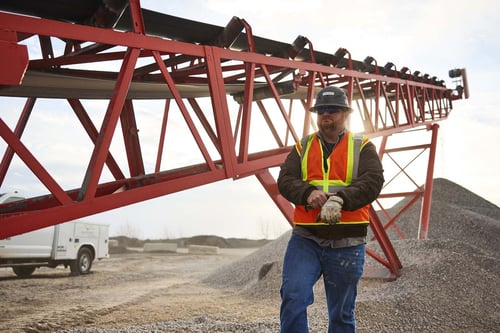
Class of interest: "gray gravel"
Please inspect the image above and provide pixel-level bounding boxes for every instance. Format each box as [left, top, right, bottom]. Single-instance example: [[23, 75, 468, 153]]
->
[[56, 317, 280, 333], [57, 178, 500, 332]]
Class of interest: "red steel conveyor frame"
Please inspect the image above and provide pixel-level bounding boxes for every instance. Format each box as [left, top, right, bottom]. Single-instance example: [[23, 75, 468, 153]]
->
[[0, 0, 468, 277]]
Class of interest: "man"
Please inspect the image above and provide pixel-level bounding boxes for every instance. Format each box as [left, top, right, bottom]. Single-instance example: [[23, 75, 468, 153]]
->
[[277, 85, 384, 332]]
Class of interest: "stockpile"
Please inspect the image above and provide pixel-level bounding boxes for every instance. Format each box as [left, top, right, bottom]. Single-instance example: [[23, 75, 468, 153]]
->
[[203, 178, 500, 332]]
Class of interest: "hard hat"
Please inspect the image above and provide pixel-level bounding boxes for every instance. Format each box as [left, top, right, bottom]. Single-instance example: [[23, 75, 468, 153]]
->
[[309, 86, 353, 112]]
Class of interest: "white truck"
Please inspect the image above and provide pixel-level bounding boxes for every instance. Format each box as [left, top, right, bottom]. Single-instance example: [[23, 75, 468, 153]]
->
[[0, 192, 110, 277]]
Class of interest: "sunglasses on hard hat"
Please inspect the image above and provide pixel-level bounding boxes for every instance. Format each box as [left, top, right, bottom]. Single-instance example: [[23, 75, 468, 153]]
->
[[316, 106, 343, 115]]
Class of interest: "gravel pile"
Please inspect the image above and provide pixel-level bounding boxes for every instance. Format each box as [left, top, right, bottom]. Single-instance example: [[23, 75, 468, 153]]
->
[[58, 178, 500, 332], [205, 178, 500, 332]]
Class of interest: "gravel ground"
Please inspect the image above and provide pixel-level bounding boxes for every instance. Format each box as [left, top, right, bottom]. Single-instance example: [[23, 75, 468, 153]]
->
[[2, 178, 499, 332]]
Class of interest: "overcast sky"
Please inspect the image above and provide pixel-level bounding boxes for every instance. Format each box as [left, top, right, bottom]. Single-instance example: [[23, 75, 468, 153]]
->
[[1, 0, 499, 239]]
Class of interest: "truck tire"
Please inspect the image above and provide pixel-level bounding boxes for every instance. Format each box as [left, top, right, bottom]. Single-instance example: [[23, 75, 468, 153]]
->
[[13, 266, 36, 277], [70, 247, 93, 276]]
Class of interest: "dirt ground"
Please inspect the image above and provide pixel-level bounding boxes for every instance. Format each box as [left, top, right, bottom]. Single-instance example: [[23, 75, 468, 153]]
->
[[0, 248, 279, 333]]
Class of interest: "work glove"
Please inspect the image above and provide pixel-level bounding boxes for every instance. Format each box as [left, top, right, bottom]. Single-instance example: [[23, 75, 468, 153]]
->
[[319, 195, 343, 225]]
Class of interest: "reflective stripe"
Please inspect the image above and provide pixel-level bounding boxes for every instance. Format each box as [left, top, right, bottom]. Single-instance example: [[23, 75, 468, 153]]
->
[[310, 184, 346, 194], [352, 133, 362, 180], [300, 135, 313, 182], [300, 132, 363, 185]]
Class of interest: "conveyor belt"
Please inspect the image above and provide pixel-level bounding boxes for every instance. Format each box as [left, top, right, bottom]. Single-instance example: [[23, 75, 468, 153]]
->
[[0, 1, 325, 63], [0, 70, 312, 100], [0, 0, 424, 77], [0, 0, 105, 23], [0, 0, 450, 103]]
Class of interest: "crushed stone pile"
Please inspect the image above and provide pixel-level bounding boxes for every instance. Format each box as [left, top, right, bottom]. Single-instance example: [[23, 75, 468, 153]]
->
[[203, 178, 500, 332]]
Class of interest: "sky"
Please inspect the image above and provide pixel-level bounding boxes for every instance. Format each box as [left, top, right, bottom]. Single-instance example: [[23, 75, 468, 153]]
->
[[1, 0, 499, 240]]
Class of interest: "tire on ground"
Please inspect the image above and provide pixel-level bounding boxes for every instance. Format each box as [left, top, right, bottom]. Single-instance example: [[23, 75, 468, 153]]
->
[[12, 265, 36, 277], [70, 247, 93, 276]]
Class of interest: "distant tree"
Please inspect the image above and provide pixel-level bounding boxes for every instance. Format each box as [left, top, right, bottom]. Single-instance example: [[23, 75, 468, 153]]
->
[[116, 221, 143, 239], [257, 217, 289, 239]]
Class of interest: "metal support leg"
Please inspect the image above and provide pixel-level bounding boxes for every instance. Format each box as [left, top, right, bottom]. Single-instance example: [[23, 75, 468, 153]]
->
[[418, 124, 439, 240]]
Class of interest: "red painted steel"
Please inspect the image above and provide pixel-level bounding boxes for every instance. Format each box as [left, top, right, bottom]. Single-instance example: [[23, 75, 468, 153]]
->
[[0, 1, 468, 277], [0, 98, 35, 184], [368, 205, 402, 278], [418, 124, 439, 240], [0, 31, 29, 85]]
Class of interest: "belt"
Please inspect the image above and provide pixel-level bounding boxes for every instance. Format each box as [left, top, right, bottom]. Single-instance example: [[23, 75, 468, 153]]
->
[[296, 224, 368, 240]]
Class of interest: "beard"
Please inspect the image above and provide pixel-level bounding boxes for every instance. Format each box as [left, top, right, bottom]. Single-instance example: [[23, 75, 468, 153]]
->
[[319, 118, 344, 136], [317, 116, 347, 143]]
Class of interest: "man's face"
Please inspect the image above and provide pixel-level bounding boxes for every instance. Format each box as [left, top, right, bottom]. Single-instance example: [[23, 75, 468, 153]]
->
[[317, 109, 348, 137]]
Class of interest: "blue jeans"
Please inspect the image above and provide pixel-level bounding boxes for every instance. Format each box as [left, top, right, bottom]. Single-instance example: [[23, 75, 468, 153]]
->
[[280, 233, 365, 333]]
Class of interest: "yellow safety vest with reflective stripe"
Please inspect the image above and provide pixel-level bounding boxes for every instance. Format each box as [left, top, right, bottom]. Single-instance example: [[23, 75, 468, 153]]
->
[[294, 131, 371, 226]]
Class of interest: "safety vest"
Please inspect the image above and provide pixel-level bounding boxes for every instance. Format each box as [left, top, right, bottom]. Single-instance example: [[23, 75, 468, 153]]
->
[[294, 131, 371, 226]]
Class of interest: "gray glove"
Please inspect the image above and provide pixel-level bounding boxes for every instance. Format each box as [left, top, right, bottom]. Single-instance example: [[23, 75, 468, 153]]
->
[[320, 195, 343, 225]]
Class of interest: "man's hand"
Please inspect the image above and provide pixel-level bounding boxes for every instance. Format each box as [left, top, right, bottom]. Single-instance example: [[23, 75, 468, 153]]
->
[[320, 195, 343, 225], [306, 190, 329, 209]]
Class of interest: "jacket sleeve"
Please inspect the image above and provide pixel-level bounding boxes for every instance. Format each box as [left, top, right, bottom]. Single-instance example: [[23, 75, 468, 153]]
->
[[336, 141, 384, 211], [277, 147, 317, 206]]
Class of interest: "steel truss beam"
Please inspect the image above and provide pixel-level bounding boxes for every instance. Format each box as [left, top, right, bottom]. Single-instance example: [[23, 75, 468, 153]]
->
[[0, 1, 467, 277]]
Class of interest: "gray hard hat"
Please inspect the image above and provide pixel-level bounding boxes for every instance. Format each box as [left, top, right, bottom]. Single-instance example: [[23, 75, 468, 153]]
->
[[309, 86, 353, 112]]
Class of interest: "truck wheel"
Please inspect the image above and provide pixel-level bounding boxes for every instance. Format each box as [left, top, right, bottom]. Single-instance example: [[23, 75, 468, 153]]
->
[[70, 247, 93, 275], [13, 266, 36, 277]]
